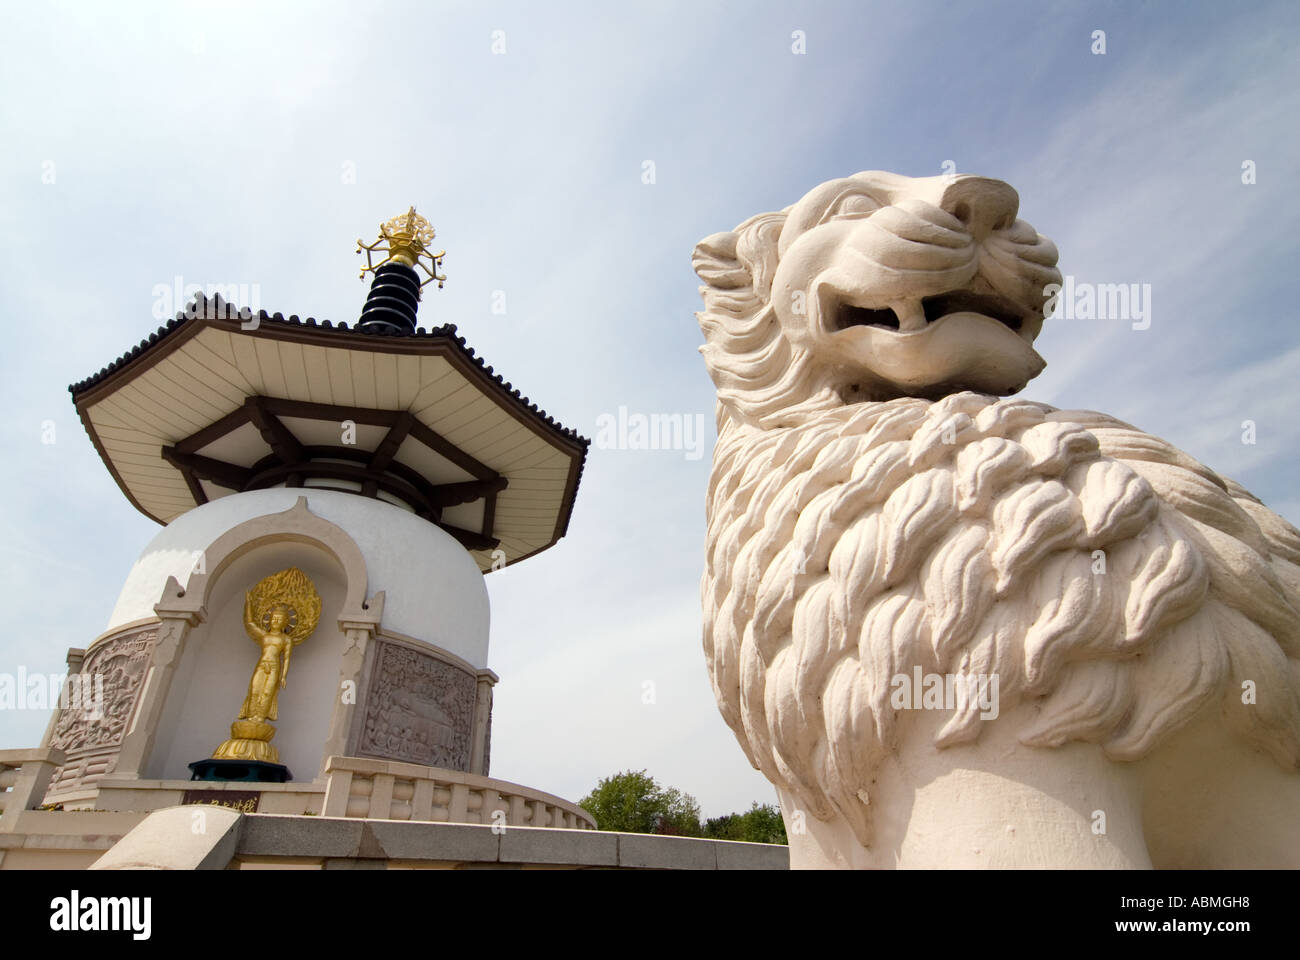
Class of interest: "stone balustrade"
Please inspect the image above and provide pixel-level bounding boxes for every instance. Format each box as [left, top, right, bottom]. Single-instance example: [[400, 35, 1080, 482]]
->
[[322, 756, 595, 829], [0, 747, 66, 832]]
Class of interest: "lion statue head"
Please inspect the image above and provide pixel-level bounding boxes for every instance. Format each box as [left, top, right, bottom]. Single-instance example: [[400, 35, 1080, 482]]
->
[[694, 172, 1061, 427], [694, 171, 1300, 868]]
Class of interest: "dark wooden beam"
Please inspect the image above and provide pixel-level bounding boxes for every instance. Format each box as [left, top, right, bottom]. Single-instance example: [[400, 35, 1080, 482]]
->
[[406, 419, 497, 482], [248, 445, 468, 517], [258, 396, 398, 428], [481, 490, 497, 539], [173, 405, 252, 455], [180, 467, 208, 505], [368, 411, 413, 473], [172, 397, 498, 489], [245, 396, 305, 464], [297, 446, 369, 466], [161, 396, 527, 559], [161, 447, 252, 490], [441, 524, 499, 551], [243, 460, 437, 518], [427, 476, 508, 508]]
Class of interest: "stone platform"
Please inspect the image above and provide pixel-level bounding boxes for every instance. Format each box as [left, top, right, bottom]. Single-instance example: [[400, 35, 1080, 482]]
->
[[87, 808, 789, 870]]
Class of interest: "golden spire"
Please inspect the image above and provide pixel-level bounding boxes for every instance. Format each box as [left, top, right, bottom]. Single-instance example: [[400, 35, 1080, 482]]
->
[[356, 206, 447, 291]]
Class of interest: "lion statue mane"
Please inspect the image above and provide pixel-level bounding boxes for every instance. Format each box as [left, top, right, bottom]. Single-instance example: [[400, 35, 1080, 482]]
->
[[694, 171, 1300, 868]]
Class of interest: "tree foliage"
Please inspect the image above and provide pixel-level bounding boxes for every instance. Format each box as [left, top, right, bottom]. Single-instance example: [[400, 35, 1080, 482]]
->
[[579, 771, 788, 844], [702, 802, 788, 845], [578, 769, 703, 836]]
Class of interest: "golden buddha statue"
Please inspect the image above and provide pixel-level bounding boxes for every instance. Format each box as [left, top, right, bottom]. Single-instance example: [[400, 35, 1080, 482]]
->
[[212, 567, 321, 765], [239, 597, 294, 723]]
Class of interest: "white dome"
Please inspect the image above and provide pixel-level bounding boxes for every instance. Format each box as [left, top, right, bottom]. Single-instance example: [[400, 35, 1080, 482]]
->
[[107, 488, 490, 668]]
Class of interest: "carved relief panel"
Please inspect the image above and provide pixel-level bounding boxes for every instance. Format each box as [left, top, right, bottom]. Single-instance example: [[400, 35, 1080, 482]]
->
[[358, 639, 476, 771], [46, 627, 158, 797]]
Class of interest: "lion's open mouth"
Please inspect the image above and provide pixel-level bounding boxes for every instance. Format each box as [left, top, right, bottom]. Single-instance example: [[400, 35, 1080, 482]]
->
[[835, 290, 1026, 334]]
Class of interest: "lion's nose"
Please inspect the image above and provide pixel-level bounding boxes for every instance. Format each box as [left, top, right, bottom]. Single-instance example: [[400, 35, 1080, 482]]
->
[[939, 176, 1020, 239]]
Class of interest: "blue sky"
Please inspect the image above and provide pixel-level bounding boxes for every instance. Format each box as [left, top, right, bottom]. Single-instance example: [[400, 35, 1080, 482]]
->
[[1, 0, 1297, 817]]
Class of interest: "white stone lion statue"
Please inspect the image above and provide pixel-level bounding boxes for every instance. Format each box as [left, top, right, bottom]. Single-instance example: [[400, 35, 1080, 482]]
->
[[693, 171, 1300, 868]]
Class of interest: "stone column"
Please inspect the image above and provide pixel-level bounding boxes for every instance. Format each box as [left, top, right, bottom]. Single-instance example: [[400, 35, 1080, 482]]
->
[[112, 615, 200, 778], [319, 592, 385, 777], [113, 577, 206, 779], [469, 671, 497, 776], [38, 648, 85, 749]]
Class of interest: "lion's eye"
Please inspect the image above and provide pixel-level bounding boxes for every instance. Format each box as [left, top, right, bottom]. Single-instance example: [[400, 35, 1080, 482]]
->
[[832, 193, 879, 220]]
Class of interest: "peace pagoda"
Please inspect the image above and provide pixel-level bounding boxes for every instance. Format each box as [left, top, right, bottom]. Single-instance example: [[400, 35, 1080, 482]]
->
[[0, 209, 785, 870]]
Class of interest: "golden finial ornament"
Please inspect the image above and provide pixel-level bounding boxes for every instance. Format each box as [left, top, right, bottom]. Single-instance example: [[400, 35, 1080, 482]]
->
[[356, 206, 447, 291], [210, 567, 323, 765]]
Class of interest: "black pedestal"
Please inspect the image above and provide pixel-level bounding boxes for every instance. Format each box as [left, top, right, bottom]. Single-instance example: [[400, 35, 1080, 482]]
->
[[188, 758, 292, 783]]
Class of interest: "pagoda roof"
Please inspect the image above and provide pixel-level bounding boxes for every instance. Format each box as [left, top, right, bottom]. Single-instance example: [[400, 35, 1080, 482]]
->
[[69, 295, 587, 572]]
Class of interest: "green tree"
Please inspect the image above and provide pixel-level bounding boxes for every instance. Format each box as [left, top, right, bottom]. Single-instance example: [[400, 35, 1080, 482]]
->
[[579, 770, 703, 836], [702, 802, 788, 844]]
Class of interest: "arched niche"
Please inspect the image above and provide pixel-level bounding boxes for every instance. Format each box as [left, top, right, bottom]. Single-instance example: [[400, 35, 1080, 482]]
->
[[155, 496, 372, 623], [144, 498, 375, 781]]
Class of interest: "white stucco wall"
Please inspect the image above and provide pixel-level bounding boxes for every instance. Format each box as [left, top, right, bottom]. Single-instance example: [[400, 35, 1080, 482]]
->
[[106, 488, 490, 669]]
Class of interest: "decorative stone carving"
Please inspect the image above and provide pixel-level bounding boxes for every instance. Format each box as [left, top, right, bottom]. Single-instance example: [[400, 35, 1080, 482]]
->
[[694, 171, 1300, 868], [47, 628, 157, 795], [359, 639, 475, 771]]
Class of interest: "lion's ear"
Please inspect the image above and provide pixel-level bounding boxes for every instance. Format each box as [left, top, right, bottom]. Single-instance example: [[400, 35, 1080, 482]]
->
[[692, 232, 749, 290]]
